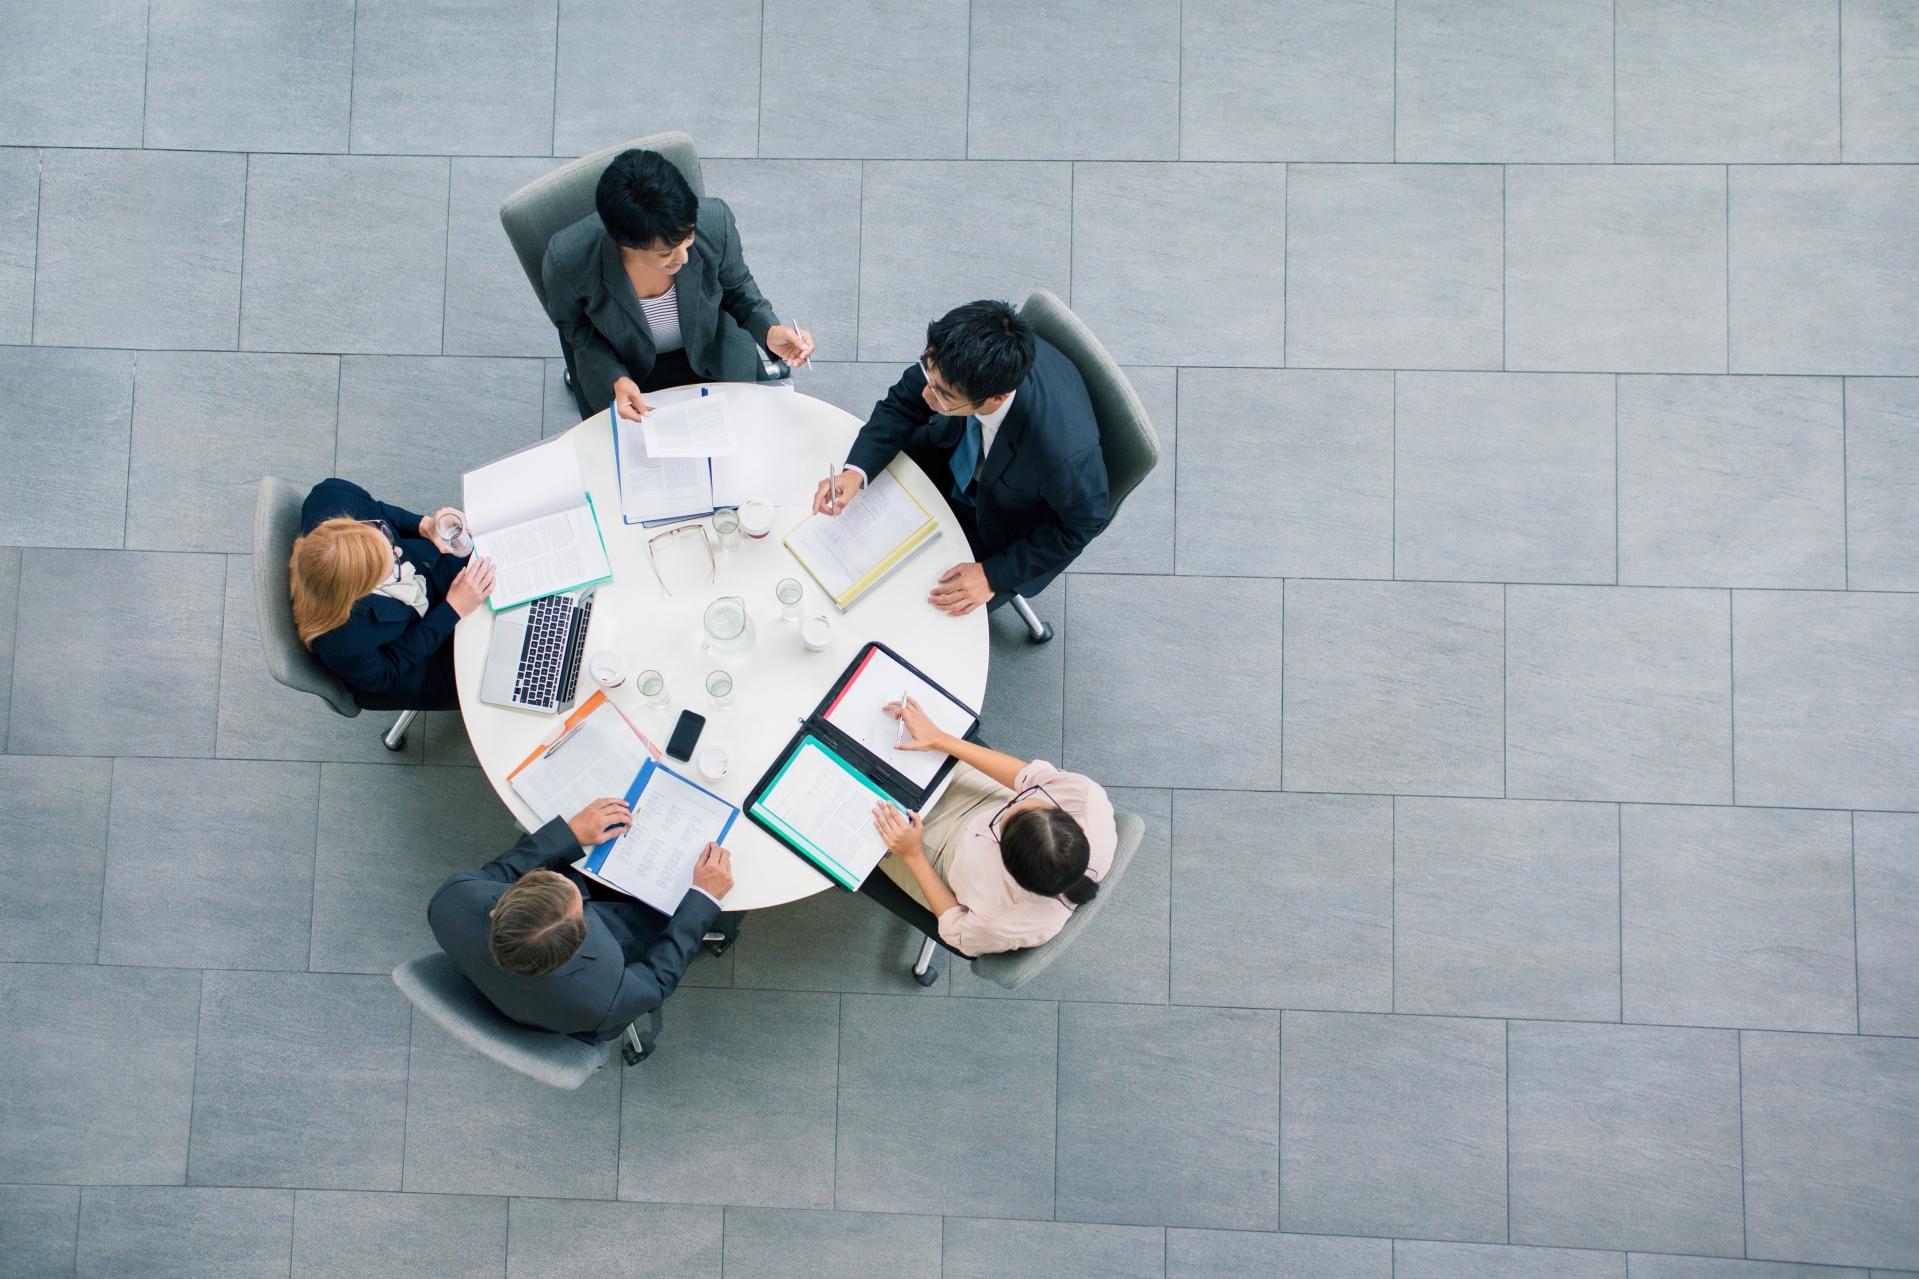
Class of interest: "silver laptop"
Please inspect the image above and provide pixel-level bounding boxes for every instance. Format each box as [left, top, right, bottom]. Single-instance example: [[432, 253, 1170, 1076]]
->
[[478, 589, 596, 713]]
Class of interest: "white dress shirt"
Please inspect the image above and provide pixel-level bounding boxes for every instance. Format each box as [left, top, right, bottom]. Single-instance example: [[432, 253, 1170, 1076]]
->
[[845, 389, 1016, 490]]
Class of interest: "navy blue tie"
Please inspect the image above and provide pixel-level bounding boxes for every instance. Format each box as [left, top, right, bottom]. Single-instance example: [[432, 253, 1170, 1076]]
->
[[949, 415, 983, 506]]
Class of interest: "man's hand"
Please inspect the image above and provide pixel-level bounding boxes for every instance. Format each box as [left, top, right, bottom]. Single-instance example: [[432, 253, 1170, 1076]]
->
[[812, 469, 863, 515], [692, 843, 734, 900], [445, 556, 497, 616], [568, 797, 633, 847], [929, 562, 992, 616], [873, 804, 926, 859], [611, 377, 650, 422], [766, 324, 814, 367]]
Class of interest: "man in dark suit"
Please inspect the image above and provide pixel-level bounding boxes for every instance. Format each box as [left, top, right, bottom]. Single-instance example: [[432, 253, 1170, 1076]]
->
[[428, 797, 733, 1053], [541, 148, 814, 421], [813, 300, 1109, 614]]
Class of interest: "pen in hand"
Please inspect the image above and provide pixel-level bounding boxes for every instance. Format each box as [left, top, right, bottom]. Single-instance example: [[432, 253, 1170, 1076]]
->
[[895, 691, 910, 747]]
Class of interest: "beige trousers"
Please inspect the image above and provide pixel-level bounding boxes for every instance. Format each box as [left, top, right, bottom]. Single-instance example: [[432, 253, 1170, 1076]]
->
[[877, 763, 1012, 907]]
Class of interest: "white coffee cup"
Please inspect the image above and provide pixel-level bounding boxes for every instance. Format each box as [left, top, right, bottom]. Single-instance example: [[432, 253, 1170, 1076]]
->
[[738, 497, 774, 540], [800, 613, 834, 652], [697, 745, 730, 781], [588, 649, 627, 689]]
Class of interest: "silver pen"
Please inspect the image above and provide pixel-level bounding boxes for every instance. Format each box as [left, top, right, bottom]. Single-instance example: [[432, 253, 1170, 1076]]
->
[[895, 690, 910, 746]]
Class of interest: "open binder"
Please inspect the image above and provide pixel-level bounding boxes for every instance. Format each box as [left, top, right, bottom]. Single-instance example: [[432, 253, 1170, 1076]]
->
[[744, 641, 982, 890], [782, 465, 942, 611]]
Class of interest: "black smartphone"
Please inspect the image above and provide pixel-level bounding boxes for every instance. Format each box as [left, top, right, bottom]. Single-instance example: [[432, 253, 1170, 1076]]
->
[[665, 710, 706, 763]]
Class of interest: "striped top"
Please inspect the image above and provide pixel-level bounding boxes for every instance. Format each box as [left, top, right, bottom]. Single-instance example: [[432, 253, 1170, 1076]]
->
[[637, 283, 683, 354]]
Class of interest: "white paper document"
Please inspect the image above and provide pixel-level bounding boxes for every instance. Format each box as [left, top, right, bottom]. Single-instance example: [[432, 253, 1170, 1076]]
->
[[462, 436, 611, 608], [823, 648, 979, 789], [783, 469, 937, 604], [752, 738, 897, 889], [578, 762, 737, 915], [614, 411, 716, 524], [640, 391, 739, 457], [510, 700, 655, 826]]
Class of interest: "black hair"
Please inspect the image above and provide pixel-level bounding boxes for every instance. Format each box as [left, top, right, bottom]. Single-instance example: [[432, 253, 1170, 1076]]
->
[[923, 300, 1037, 404], [999, 806, 1099, 907], [595, 149, 699, 250]]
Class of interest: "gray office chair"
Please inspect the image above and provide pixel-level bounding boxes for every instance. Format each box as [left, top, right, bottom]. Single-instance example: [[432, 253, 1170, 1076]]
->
[[251, 477, 416, 751], [911, 808, 1147, 989], [1007, 290, 1162, 643], [499, 131, 785, 419], [392, 953, 660, 1089]]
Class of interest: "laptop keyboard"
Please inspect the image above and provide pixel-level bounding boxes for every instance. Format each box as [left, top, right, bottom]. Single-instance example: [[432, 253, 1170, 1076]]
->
[[512, 594, 580, 709]]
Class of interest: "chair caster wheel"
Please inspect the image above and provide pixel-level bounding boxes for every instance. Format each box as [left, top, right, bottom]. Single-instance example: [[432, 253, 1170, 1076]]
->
[[383, 734, 407, 752], [702, 934, 735, 959], [1027, 621, 1055, 644], [563, 367, 575, 388], [621, 1042, 647, 1066], [913, 963, 941, 987]]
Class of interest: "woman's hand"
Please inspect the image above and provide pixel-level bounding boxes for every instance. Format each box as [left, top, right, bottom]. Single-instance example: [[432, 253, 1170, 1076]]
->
[[873, 804, 926, 859], [884, 696, 949, 753], [766, 324, 815, 367], [422, 507, 466, 554], [568, 797, 632, 847], [611, 377, 651, 422], [445, 556, 497, 616]]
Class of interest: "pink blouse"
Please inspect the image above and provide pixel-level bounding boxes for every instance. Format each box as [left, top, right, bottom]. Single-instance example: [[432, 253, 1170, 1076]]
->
[[937, 761, 1117, 956]]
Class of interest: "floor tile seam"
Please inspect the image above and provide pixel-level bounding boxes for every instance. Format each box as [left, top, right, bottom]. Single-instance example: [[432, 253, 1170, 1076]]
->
[[16, 145, 1919, 165], [1737, 1029, 1748, 1256], [4, 1179, 1912, 1264], [27, 150, 43, 345], [302, 761, 323, 973], [209, 557, 230, 789], [1504, 1018, 1511, 1242], [963, 0, 973, 158], [398, 1005, 415, 1192], [1837, 0, 1845, 161], [547, 0, 560, 158], [1841, 377, 1850, 588], [1728, 589, 1736, 803], [7, 343, 1919, 382], [236, 153, 252, 350], [138, 0, 153, 149], [1850, 811, 1861, 1034], [754, 0, 766, 157], [120, 356, 138, 549], [181, 968, 205, 1187], [437, 157, 452, 356], [1174, 0, 1184, 160], [1725, 164, 1732, 372]]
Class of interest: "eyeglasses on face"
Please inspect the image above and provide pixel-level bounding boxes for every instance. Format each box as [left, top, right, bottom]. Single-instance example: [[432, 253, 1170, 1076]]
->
[[918, 356, 976, 412]]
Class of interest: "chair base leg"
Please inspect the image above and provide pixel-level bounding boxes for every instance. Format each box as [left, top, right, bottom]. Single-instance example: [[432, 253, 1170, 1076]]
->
[[911, 937, 942, 986], [621, 1007, 663, 1066], [382, 709, 419, 752], [1009, 595, 1054, 644]]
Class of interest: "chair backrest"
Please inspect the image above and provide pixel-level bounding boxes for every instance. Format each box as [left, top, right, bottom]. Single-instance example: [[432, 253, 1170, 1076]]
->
[[391, 952, 608, 1090], [1017, 290, 1160, 519], [252, 477, 360, 718], [499, 131, 705, 311], [968, 808, 1147, 991]]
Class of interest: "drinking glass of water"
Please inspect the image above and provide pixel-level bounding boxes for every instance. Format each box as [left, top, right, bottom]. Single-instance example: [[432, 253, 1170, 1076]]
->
[[706, 669, 735, 709], [435, 511, 475, 556], [636, 669, 668, 708], [775, 577, 804, 621], [712, 508, 741, 552]]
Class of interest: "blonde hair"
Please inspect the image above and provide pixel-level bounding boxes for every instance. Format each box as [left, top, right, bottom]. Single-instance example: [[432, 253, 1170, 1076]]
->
[[490, 871, 588, 975], [289, 517, 391, 648]]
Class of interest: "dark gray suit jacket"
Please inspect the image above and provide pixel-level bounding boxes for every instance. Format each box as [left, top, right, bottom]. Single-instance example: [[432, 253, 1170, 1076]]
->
[[427, 818, 720, 1044], [848, 338, 1110, 598], [541, 196, 780, 414]]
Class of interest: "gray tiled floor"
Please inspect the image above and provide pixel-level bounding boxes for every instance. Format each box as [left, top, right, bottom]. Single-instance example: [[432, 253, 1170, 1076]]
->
[[2, 3, 1916, 1275]]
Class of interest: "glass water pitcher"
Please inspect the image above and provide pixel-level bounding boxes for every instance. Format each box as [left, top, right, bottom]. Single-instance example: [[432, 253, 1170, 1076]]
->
[[701, 595, 757, 658]]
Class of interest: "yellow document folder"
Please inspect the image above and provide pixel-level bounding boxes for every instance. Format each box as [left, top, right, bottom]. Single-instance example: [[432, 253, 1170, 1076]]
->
[[781, 465, 940, 610]]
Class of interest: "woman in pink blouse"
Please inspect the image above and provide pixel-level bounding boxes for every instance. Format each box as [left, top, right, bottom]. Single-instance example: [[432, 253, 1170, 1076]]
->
[[858, 696, 1118, 972]]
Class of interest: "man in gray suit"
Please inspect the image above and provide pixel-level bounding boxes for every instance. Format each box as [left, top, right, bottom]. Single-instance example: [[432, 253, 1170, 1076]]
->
[[542, 148, 814, 420], [427, 797, 732, 1055]]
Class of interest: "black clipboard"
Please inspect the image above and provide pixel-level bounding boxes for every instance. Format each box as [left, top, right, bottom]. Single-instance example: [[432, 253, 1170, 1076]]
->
[[744, 641, 982, 889]]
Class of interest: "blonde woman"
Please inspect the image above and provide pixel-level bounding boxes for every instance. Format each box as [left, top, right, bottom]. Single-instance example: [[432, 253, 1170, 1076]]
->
[[291, 478, 495, 709]]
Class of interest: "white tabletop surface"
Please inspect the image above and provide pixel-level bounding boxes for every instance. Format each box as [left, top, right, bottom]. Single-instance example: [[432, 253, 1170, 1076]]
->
[[453, 383, 990, 911]]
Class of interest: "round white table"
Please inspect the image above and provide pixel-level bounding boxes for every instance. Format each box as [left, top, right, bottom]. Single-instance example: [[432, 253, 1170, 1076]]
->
[[453, 384, 989, 910]]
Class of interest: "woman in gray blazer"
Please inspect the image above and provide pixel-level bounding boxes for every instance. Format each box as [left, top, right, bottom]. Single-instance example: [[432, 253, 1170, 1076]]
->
[[541, 148, 814, 421]]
